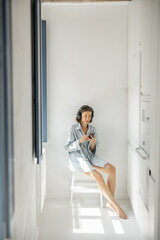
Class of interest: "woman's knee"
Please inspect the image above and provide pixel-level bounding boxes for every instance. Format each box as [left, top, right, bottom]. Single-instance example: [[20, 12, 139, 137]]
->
[[90, 170, 104, 183], [105, 163, 116, 176], [112, 165, 116, 175]]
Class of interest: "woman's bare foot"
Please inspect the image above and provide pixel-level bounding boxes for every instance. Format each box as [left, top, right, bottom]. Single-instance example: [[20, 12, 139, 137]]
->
[[106, 202, 128, 219], [116, 205, 128, 219], [106, 202, 118, 214]]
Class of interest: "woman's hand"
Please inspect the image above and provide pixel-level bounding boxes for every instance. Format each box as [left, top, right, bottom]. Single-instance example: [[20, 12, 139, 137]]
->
[[88, 135, 96, 151], [79, 135, 90, 144], [88, 135, 96, 144]]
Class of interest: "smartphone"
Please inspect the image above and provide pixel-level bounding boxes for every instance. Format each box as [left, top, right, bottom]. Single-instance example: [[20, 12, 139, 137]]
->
[[89, 133, 95, 139]]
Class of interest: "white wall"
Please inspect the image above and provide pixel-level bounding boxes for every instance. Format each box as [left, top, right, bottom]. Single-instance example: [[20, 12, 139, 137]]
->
[[127, 0, 160, 239], [42, 3, 128, 199], [11, 0, 37, 239]]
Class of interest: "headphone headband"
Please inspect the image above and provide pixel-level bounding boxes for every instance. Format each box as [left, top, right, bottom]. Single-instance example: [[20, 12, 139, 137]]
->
[[79, 105, 91, 112]]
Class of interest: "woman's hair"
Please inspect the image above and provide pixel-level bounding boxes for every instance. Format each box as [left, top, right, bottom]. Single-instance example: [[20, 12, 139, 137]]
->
[[76, 105, 94, 123]]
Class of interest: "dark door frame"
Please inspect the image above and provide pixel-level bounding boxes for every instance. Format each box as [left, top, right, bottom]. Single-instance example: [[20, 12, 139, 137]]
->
[[0, 0, 14, 239]]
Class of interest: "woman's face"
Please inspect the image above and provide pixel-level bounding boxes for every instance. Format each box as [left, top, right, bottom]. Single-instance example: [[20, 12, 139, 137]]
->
[[81, 111, 92, 124]]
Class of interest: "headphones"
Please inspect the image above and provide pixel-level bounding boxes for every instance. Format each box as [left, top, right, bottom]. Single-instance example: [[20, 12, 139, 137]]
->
[[76, 105, 94, 121]]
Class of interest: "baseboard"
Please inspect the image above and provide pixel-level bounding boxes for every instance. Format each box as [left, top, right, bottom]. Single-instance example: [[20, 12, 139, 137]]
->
[[114, 192, 129, 199], [73, 192, 129, 199], [46, 192, 129, 200]]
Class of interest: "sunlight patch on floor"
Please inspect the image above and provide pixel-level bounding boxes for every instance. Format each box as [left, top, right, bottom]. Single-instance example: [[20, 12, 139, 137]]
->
[[72, 207, 104, 234], [111, 219, 125, 234], [76, 208, 102, 216], [107, 209, 117, 217], [73, 219, 105, 234]]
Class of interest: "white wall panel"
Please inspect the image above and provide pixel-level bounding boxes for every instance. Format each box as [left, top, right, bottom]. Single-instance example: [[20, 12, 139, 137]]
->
[[42, 3, 128, 199]]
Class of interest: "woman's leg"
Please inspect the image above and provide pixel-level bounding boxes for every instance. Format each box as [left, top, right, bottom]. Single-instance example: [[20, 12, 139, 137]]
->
[[84, 170, 127, 219], [92, 163, 116, 197], [91, 163, 117, 211], [84, 169, 117, 213]]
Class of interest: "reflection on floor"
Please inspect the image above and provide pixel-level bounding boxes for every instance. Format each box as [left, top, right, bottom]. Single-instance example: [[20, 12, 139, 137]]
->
[[37, 198, 143, 240]]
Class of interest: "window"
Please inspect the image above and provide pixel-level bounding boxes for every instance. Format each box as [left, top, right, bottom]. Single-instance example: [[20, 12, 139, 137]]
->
[[42, 20, 47, 143], [31, 0, 47, 164]]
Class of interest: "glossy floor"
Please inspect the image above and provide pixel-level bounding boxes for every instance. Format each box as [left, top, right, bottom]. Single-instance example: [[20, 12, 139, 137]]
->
[[38, 198, 143, 240]]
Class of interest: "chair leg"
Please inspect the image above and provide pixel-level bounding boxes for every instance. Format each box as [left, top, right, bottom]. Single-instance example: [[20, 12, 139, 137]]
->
[[70, 173, 75, 207], [100, 192, 103, 208], [70, 191, 73, 207]]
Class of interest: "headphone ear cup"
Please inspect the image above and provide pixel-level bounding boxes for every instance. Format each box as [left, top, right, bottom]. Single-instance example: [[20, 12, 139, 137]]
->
[[77, 111, 81, 120], [92, 111, 94, 118], [91, 110, 94, 119]]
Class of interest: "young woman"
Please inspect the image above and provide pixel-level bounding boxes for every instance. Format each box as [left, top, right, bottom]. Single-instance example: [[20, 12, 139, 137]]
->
[[64, 105, 128, 219]]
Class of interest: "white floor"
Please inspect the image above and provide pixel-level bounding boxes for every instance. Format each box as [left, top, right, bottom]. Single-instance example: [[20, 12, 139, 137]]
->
[[37, 197, 143, 240]]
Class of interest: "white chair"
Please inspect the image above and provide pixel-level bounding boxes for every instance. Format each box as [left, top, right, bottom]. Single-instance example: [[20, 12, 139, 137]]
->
[[70, 172, 104, 207]]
